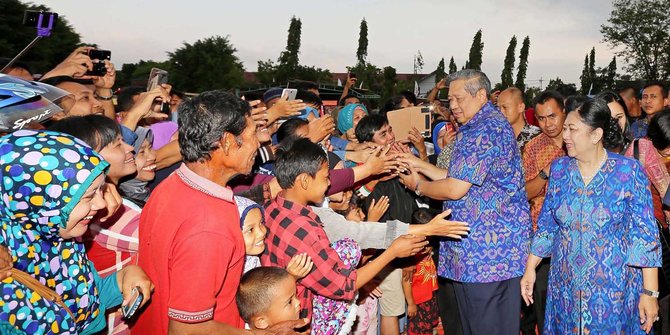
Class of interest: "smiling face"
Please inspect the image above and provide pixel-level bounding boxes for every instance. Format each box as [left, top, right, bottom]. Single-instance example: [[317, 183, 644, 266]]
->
[[371, 123, 395, 146], [134, 139, 157, 181], [57, 82, 104, 117], [59, 175, 106, 239], [562, 111, 602, 159], [99, 135, 137, 184], [227, 117, 261, 175], [241, 208, 267, 256], [607, 101, 627, 134], [447, 79, 487, 124]]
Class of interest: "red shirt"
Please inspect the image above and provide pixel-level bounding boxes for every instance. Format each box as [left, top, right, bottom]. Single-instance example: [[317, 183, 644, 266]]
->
[[261, 195, 357, 319], [132, 164, 245, 334]]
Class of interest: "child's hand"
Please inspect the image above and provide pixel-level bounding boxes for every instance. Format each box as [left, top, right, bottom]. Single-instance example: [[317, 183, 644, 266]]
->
[[287, 253, 313, 279], [407, 303, 418, 318], [389, 235, 428, 258], [367, 196, 390, 222]]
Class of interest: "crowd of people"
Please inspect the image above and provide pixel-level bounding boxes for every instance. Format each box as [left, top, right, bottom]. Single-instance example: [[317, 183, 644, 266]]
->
[[0, 43, 668, 335]]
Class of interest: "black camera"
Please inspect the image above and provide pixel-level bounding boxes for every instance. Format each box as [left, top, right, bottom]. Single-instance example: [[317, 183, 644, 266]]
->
[[88, 49, 111, 61], [85, 62, 107, 77]]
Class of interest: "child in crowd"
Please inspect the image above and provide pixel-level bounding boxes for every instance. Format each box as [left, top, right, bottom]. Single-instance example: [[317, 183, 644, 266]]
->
[[261, 138, 427, 334], [402, 208, 440, 335], [236, 267, 303, 331], [235, 195, 314, 276]]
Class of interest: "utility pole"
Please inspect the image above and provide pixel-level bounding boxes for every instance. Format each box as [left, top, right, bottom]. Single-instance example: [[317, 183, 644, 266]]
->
[[539, 77, 544, 90]]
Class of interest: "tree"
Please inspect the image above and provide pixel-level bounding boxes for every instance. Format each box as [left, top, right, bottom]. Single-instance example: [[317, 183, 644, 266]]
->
[[580, 54, 591, 95], [275, 16, 302, 82], [465, 29, 484, 70], [116, 60, 171, 87], [435, 58, 446, 83], [448, 57, 457, 74], [414, 50, 424, 75], [604, 57, 617, 90], [546, 77, 578, 97], [501, 36, 517, 88], [167, 36, 245, 92], [0, 0, 81, 74], [515, 36, 531, 91], [382, 66, 397, 102], [356, 18, 368, 65], [589, 47, 597, 86], [601, 0, 670, 81]]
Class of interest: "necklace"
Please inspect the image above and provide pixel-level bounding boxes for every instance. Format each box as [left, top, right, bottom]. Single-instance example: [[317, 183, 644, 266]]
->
[[577, 149, 608, 181]]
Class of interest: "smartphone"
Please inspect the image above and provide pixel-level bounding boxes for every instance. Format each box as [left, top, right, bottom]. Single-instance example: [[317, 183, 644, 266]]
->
[[88, 49, 111, 61], [147, 68, 169, 91], [85, 62, 107, 77], [121, 287, 144, 319], [23, 10, 58, 28], [281, 88, 298, 101]]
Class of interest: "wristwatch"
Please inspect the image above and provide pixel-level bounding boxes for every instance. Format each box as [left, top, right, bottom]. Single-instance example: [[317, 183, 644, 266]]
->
[[539, 170, 549, 180], [642, 288, 660, 298]]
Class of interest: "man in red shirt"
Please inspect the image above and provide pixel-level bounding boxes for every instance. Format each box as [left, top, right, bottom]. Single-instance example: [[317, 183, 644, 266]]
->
[[133, 91, 304, 334]]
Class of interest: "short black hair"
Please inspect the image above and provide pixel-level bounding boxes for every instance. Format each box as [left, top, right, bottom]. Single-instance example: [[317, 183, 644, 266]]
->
[[643, 81, 668, 98], [296, 89, 322, 107], [178, 90, 250, 163], [170, 90, 185, 100], [275, 138, 327, 189], [564, 95, 587, 113], [399, 90, 418, 106], [380, 95, 409, 115], [48, 115, 120, 151], [236, 266, 291, 323], [533, 90, 565, 111], [276, 118, 309, 143], [294, 81, 319, 92], [116, 87, 145, 113], [0, 58, 33, 76], [339, 94, 361, 106], [355, 114, 388, 143], [647, 109, 670, 151], [411, 208, 441, 225]]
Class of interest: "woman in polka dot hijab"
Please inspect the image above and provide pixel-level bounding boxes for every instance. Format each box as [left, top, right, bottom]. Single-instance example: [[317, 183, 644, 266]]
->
[[0, 130, 112, 334]]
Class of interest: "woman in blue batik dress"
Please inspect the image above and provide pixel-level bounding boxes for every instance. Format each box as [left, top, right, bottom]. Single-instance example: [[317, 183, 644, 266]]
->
[[520, 98, 662, 334]]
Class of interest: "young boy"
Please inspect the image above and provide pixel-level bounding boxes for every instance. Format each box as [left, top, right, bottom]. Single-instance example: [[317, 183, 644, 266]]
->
[[260, 138, 428, 322], [236, 266, 301, 330]]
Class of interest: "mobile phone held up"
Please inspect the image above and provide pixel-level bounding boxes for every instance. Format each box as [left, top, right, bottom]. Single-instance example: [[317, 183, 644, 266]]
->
[[84, 49, 112, 77], [281, 88, 297, 101], [88, 49, 111, 61], [122, 287, 144, 319], [147, 68, 169, 92]]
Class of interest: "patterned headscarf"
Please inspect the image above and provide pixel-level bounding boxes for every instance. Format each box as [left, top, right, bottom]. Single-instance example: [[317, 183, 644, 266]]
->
[[0, 130, 109, 332], [235, 196, 265, 273], [337, 104, 368, 134], [432, 122, 447, 156]]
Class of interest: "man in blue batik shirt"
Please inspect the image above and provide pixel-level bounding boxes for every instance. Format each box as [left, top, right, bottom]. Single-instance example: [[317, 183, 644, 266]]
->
[[399, 69, 531, 335]]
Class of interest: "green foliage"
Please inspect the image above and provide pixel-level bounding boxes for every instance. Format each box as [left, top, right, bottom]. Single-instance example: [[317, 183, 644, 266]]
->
[[275, 16, 303, 83], [546, 77, 578, 97], [448, 57, 457, 74], [465, 30, 484, 70], [601, 0, 670, 81], [0, 0, 81, 74], [381, 66, 397, 102], [167, 36, 245, 92], [501, 36, 517, 88], [435, 58, 446, 83], [580, 54, 591, 94], [116, 60, 171, 87], [357, 18, 368, 65], [515, 36, 530, 91]]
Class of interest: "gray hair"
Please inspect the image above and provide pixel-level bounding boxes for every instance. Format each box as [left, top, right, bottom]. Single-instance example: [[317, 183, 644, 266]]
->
[[447, 69, 491, 98]]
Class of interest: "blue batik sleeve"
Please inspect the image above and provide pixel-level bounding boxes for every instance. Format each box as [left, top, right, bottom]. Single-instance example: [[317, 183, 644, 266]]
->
[[448, 129, 494, 186], [531, 161, 559, 258], [625, 161, 662, 267], [329, 136, 349, 151]]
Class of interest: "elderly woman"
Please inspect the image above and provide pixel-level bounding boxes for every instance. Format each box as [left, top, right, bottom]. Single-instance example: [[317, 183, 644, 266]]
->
[[0, 130, 152, 334], [521, 98, 661, 334], [337, 103, 368, 142]]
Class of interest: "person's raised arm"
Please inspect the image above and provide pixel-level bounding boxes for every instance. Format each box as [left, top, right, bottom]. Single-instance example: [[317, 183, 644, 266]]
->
[[91, 60, 117, 120], [121, 85, 171, 132], [339, 74, 357, 104], [427, 79, 446, 103]]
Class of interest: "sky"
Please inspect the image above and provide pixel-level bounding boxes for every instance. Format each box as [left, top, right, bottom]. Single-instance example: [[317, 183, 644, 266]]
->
[[35, 0, 618, 87]]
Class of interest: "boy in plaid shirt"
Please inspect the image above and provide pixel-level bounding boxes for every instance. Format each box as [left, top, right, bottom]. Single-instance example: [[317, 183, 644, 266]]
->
[[260, 138, 429, 321]]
